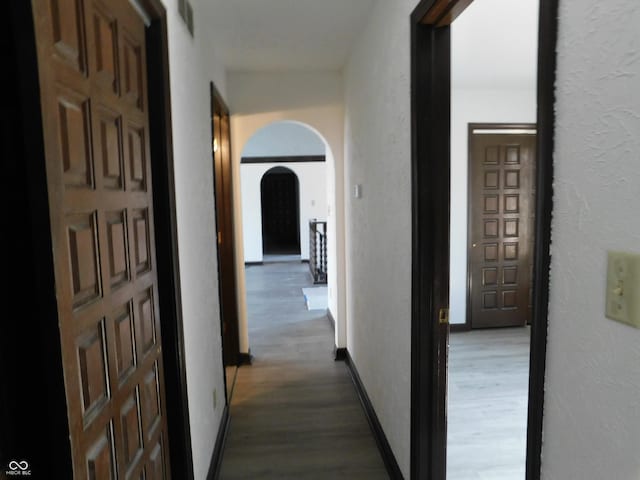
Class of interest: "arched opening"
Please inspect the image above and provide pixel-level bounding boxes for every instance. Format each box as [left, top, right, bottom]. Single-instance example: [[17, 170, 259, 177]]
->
[[260, 166, 300, 255], [234, 118, 344, 363]]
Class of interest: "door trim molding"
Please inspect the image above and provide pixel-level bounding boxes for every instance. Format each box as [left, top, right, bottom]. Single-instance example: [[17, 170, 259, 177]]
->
[[464, 122, 537, 330], [410, 1, 558, 479], [410, 5, 451, 478], [241, 155, 325, 164], [144, 1, 195, 477], [527, 1, 559, 476]]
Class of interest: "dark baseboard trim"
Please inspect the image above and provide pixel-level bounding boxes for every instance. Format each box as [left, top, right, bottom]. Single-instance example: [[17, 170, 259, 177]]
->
[[301, 259, 309, 264], [327, 309, 336, 333], [238, 351, 253, 366], [244, 261, 263, 266], [206, 405, 230, 480], [345, 351, 404, 479], [334, 347, 347, 361], [450, 323, 471, 332]]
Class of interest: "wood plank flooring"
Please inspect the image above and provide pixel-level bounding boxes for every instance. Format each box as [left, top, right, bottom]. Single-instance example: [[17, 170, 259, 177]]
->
[[447, 327, 530, 480], [219, 257, 389, 479], [219, 256, 530, 479]]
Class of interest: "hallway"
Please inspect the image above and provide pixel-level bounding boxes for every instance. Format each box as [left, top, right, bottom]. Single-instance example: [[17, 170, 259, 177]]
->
[[219, 258, 389, 479]]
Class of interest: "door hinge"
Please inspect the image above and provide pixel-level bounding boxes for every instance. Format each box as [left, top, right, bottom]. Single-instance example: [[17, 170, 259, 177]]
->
[[439, 308, 449, 325], [217, 231, 222, 244]]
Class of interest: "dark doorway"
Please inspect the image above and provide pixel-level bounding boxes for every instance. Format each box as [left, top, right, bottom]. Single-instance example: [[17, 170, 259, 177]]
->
[[261, 167, 301, 255], [468, 124, 537, 329]]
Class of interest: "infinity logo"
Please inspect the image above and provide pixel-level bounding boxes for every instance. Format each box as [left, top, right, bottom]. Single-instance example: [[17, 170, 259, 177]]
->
[[8, 461, 29, 471]]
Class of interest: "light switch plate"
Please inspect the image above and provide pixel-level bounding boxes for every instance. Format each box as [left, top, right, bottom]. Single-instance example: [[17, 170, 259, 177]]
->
[[605, 251, 640, 328]]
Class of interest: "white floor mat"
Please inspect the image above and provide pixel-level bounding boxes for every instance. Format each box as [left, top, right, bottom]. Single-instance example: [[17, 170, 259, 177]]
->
[[302, 286, 328, 311]]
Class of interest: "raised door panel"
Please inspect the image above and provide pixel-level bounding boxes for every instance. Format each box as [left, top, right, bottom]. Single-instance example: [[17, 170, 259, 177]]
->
[[86, 426, 116, 480], [50, 0, 87, 73], [92, 5, 119, 94], [58, 91, 94, 189]]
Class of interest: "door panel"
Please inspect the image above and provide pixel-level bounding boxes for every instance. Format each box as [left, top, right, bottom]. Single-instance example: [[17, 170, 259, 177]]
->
[[469, 128, 536, 328], [33, 0, 171, 477]]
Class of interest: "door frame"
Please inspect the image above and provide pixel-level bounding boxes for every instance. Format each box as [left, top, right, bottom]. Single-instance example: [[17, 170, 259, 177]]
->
[[5, 1, 195, 477], [410, 1, 558, 479], [465, 122, 538, 330], [211, 81, 242, 367]]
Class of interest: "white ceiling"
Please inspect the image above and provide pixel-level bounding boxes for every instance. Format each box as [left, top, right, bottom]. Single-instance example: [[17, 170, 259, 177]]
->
[[204, 0, 377, 72], [203, 0, 538, 85], [452, 0, 539, 89]]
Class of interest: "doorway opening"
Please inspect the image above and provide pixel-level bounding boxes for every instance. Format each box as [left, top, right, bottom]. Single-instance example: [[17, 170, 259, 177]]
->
[[261, 166, 301, 255], [239, 121, 329, 343], [410, 0, 558, 479]]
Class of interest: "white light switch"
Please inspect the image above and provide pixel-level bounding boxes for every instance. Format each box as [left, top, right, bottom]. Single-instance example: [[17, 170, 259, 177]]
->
[[605, 251, 640, 329], [354, 184, 362, 199]]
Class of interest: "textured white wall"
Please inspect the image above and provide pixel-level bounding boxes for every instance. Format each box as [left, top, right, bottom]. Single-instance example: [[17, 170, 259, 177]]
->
[[449, 88, 536, 324], [163, 0, 227, 477], [228, 71, 347, 353], [241, 122, 325, 157], [241, 162, 327, 262], [343, 0, 415, 476], [542, 1, 640, 479]]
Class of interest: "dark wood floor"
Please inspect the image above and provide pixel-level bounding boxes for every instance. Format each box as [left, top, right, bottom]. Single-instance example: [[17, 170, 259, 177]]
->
[[219, 256, 389, 479]]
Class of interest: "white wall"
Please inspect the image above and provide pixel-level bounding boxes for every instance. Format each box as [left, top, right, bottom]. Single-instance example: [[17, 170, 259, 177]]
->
[[163, 0, 227, 477], [343, 1, 415, 476], [449, 88, 536, 324], [228, 71, 347, 353], [542, 1, 640, 478], [242, 122, 325, 157], [241, 162, 327, 262]]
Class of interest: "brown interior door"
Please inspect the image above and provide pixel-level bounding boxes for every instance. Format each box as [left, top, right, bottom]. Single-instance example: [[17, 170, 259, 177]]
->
[[33, 0, 171, 477], [212, 88, 240, 366], [468, 126, 536, 328]]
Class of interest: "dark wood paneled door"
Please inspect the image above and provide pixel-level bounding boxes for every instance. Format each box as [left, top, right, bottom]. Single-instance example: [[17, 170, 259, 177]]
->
[[468, 125, 536, 328], [33, 0, 171, 477], [261, 168, 300, 254], [211, 85, 240, 367]]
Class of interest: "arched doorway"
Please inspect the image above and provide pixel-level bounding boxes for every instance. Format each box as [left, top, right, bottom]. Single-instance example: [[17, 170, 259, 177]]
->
[[260, 166, 300, 255]]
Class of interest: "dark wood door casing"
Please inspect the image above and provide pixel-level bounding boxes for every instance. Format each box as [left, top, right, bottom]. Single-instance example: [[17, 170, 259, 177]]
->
[[32, 0, 171, 477], [411, 0, 558, 479], [211, 84, 241, 367], [468, 125, 536, 328]]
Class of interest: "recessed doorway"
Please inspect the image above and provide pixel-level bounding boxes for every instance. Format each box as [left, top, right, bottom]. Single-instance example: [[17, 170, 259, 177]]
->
[[261, 166, 301, 255]]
